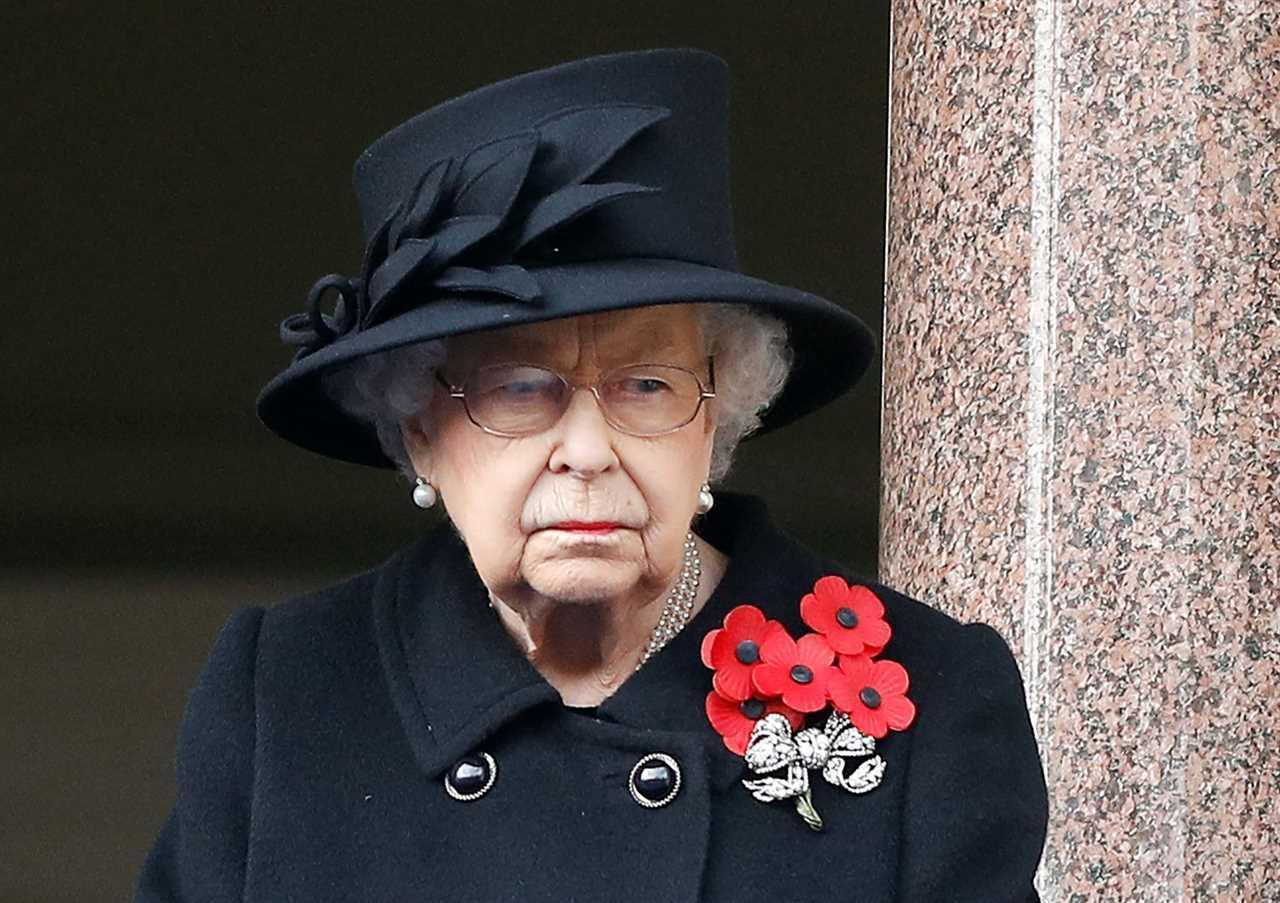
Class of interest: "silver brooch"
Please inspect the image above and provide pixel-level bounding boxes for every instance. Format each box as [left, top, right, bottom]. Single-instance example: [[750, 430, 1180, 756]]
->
[[741, 710, 886, 831]]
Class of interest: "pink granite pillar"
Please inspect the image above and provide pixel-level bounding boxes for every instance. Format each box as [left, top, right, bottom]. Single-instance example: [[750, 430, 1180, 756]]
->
[[880, 1, 1277, 899]]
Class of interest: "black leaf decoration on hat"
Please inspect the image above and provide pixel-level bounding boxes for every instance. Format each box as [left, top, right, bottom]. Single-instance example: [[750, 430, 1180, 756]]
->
[[280, 103, 671, 357]]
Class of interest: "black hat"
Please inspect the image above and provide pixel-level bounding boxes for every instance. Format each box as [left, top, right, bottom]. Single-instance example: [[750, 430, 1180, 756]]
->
[[256, 48, 876, 467]]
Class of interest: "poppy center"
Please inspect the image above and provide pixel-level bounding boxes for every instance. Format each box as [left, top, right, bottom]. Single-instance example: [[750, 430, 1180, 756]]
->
[[734, 640, 760, 665], [790, 665, 814, 684], [859, 686, 882, 709], [836, 606, 859, 629], [739, 698, 766, 720]]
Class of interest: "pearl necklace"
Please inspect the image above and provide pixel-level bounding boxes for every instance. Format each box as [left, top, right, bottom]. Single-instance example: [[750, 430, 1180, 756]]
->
[[635, 532, 702, 670]]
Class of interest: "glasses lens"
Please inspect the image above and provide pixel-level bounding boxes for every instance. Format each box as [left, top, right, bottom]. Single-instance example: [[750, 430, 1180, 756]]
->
[[598, 365, 704, 435], [466, 365, 567, 435]]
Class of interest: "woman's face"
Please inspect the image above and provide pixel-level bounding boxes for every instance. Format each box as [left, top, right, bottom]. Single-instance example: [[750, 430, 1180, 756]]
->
[[401, 304, 717, 610]]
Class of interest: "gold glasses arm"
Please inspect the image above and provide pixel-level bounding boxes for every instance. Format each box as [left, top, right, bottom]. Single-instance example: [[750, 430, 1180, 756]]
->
[[434, 371, 466, 398]]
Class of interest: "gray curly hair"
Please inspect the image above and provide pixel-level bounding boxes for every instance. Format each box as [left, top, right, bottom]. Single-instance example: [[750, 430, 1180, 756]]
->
[[320, 303, 792, 483]]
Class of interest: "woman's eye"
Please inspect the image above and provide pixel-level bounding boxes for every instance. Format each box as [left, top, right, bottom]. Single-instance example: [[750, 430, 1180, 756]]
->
[[501, 380, 545, 396], [475, 367, 558, 400], [621, 377, 672, 395]]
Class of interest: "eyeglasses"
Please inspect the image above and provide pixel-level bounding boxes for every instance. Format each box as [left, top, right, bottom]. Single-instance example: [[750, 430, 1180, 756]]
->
[[437, 360, 716, 438]]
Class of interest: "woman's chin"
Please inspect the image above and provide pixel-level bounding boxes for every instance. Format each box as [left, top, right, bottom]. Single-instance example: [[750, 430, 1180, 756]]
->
[[522, 558, 640, 605]]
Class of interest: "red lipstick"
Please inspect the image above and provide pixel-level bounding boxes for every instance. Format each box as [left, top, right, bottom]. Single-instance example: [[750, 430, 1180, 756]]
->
[[551, 521, 621, 534]]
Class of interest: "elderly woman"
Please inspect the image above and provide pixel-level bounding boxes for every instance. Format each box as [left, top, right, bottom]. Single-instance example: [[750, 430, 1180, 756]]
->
[[136, 49, 1047, 902]]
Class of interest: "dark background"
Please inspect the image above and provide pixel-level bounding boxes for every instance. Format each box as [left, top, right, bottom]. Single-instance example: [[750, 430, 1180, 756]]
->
[[2, 3, 888, 900]]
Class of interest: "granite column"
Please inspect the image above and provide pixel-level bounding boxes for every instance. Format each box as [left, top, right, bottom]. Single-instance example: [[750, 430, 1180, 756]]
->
[[881, 1, 1277, 899]]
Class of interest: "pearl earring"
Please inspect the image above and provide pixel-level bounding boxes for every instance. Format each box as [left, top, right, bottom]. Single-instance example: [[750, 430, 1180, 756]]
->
[[696, 482, 714, 514], [412, 477, 438, 509]]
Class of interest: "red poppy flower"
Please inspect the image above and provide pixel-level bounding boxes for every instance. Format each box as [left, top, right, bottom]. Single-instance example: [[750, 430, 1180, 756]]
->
[[700, 604, 788, 701], [750, 631, 835, 712], [705, 691, 805, 755], [827, 654, 916, 739], [800, 576, 891, 657]]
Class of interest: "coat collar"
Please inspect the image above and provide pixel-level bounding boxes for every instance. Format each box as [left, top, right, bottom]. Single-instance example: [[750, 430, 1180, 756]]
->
[[372, 491, 840, 791]]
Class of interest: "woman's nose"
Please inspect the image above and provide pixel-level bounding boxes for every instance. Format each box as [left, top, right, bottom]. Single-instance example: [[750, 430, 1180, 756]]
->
[[546, 387, 619, 478]]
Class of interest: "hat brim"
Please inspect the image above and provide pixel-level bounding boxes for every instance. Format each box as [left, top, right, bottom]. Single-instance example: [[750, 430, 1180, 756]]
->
[[256, 258, 877, 468]]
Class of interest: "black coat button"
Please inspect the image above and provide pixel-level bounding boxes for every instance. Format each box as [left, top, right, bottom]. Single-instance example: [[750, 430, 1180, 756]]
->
[[445, 752, 497, 801], [628, 753, 681, 808]]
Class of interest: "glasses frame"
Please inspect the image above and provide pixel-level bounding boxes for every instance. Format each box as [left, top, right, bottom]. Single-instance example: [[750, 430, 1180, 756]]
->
[[436, 358, 717, 438]]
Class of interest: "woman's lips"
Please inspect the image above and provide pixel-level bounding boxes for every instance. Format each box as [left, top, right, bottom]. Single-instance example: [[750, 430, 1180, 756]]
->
[[548, 521, 623, 534]]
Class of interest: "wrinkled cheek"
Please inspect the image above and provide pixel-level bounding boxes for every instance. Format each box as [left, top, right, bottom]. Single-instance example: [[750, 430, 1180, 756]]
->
[[634, 522, 681, 586], [448, 489, 530, 589], [466, 534, 526, 596], [500, 538, 530, 586]]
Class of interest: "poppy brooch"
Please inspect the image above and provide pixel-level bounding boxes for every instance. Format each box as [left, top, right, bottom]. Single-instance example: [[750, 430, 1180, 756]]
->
[[701, 576, 916, 831]]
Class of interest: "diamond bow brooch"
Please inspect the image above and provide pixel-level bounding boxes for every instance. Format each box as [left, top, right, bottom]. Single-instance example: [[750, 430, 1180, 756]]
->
[[742, 710, 886, 831]]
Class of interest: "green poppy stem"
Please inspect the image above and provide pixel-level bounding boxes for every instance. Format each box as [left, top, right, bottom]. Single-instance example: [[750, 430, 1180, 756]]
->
[[795, 787, 824, 832]]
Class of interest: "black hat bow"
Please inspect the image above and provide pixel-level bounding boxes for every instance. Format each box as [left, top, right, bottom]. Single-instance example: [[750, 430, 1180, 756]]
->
[[279, 103, 670, 358]]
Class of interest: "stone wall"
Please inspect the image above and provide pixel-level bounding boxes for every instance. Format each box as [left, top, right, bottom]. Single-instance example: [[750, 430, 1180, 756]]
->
[[881, 1, 1277, 898]]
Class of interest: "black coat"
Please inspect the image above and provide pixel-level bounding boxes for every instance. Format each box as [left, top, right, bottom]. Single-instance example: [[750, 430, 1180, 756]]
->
[[136, 492, 1047, 902]]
